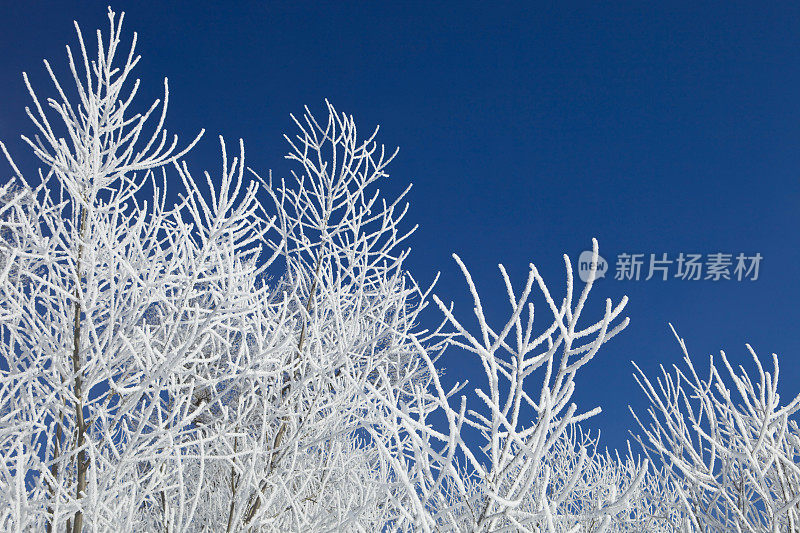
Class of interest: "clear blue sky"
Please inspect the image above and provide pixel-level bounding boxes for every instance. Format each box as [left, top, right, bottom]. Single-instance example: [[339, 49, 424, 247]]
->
[[2, 1, 799, 454]]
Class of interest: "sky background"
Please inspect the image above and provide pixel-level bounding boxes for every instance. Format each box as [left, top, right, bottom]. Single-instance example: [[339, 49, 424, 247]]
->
[[1, 1, 799, 454]]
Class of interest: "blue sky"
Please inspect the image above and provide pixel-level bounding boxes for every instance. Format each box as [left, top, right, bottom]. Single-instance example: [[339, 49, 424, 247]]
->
[[1, 1, 799, 454]]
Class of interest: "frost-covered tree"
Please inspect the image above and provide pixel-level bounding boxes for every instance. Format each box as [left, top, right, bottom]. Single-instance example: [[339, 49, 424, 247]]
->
[[0, 9, 281, 531], [4, 7, 795, 533], [631, 326, 800, 532]]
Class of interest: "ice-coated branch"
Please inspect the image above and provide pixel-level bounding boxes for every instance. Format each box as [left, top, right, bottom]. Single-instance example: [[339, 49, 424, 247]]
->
[[631, 325, 800, 532]]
